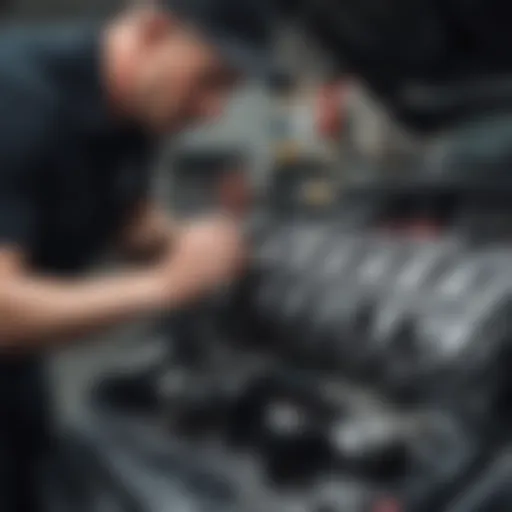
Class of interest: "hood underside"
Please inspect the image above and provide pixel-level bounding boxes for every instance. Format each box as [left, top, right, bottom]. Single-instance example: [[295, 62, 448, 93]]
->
[[276, 0, 512, 133]]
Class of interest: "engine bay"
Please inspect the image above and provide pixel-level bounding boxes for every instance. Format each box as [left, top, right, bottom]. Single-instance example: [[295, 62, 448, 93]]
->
[[46, 164, 512, 512]]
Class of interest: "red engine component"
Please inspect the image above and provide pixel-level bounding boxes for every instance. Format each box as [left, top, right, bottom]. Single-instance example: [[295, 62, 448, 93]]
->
[[216, 170, 253, 218], [316, 79, 349, 140], [379, 220, 442, 239], [372, 496, 404, 512]]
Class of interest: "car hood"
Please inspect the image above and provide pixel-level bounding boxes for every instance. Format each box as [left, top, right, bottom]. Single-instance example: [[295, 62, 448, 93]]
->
[[275, 0, 512, 133]]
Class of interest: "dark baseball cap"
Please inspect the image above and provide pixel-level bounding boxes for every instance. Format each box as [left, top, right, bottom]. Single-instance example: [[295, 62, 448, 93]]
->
[[160, 0, 276, 77]]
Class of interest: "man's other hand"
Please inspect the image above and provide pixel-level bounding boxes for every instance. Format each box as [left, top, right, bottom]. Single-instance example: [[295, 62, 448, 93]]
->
[[154, 215, 247, 307]]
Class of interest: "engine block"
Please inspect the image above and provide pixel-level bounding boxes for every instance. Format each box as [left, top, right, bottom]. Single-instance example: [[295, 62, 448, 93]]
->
[[62, 215, 512, 512]]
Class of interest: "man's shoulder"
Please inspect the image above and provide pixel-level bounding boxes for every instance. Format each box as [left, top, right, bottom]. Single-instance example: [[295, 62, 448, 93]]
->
[[0, 24, 100, 110], [0, 27, 62, 100], [0, 24, 100, 152], [0, 28, 61, 141]]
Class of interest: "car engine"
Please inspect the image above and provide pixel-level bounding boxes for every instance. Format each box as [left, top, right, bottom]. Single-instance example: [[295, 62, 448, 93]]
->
[[41, 153, 512, 512]]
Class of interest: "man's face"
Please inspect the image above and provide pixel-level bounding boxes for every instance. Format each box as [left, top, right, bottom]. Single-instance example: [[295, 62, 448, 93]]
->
[[132, 13, 241, 133]]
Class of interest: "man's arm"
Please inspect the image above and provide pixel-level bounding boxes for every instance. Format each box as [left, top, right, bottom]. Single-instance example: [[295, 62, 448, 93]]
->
[[0, 109, 176, 348], [0, 247, 166, 349], [0, 214, 244, 350], [1, 203, 180, 347], [0, 139, 243, 350]]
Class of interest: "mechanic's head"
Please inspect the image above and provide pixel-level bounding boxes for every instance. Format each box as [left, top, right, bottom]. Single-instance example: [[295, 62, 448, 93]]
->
[[106, 1, 272, 133]]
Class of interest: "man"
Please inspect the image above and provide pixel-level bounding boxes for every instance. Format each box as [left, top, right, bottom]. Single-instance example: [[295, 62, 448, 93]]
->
[[0, 1, 272, 510]]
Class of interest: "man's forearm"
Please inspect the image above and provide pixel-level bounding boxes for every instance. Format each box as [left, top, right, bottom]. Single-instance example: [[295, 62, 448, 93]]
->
[[0, 269, 165, 349], [0, 213, 246, 349]]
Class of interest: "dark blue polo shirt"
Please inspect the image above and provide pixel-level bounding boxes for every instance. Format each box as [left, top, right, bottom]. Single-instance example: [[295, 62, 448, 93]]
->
[[0, 25, 157, 511], [0, 23, 155, 273]]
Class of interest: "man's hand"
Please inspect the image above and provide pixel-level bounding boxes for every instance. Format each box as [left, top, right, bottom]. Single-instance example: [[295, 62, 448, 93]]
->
[[154, 215, 247, 307], [118, 202, 247, 306]]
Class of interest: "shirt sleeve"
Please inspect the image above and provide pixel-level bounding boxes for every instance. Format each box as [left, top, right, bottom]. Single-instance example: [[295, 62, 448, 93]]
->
[[0, 190, 35, 248], [0, 110, 47, 251]]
